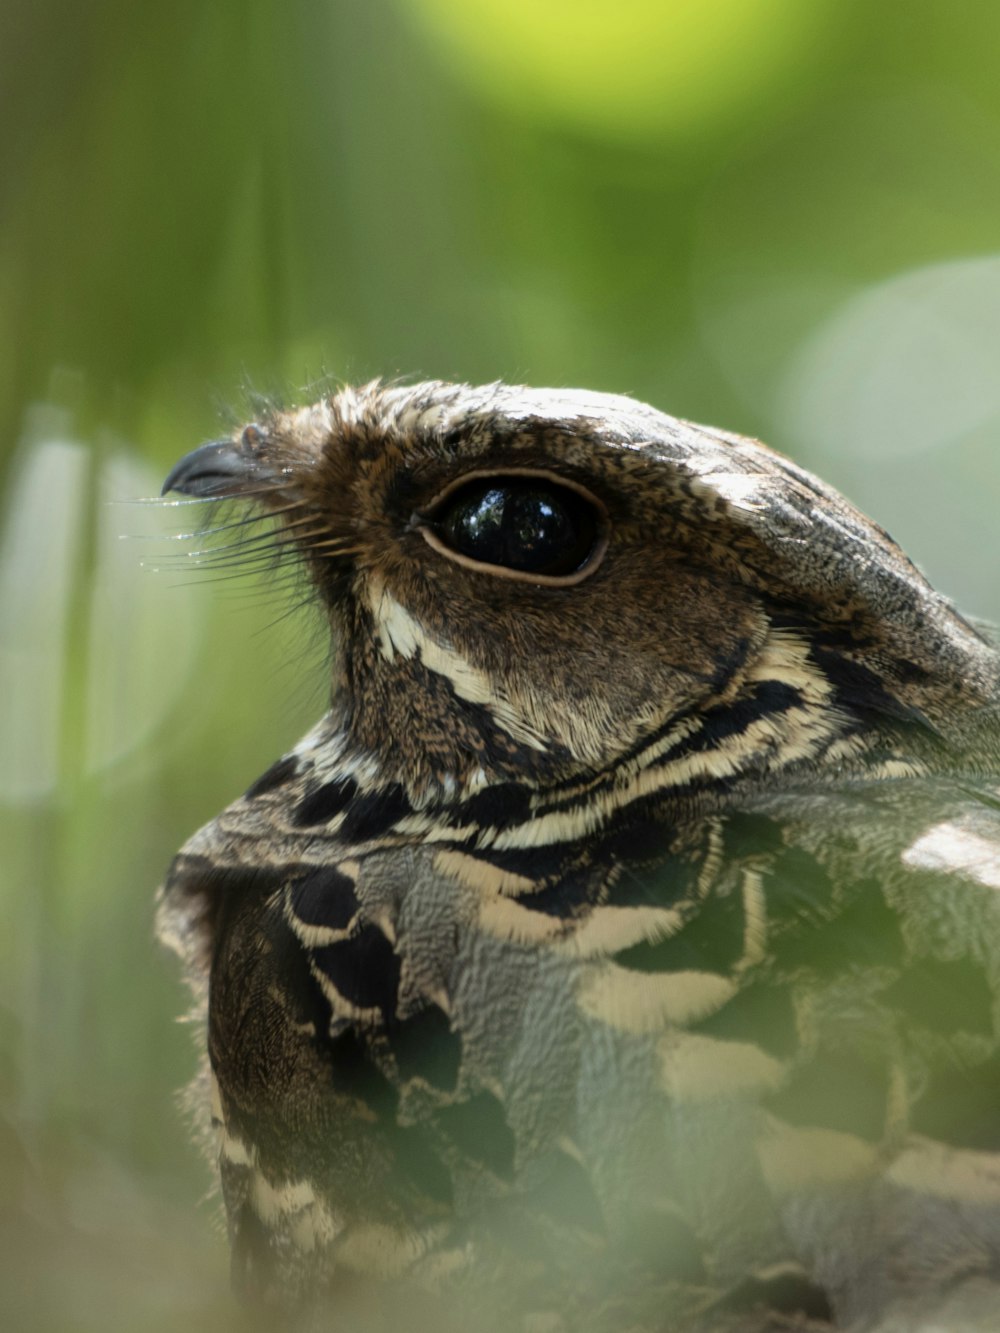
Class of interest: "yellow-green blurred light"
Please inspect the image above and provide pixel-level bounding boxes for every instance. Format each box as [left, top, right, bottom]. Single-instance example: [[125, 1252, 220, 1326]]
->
[[405, 0, 837, 139]]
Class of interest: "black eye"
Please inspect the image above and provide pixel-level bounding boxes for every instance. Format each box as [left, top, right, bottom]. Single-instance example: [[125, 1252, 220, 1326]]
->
[[426, 476, 602, 578]]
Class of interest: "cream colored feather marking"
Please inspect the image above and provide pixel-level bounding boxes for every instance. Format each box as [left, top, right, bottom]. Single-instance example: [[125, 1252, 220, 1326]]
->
[[477, 631, 845, 854], [334, 1222, 448, 1277], [475, 895, 686, 953], [476, 894, 576, 947], [737, 867, 768, 972], [551, 903, 686, 959], [695, 820, 726, 900], [433, 848, 536, 898], [283, 882, 362, 948], [307, 958, 388, 1028], [756, 1120, 879, 1192], [369, 578, 549, 751], [657, 1032, 785, 1101], [887, 1140, 1000, 1205], [251, 1173, 344, 1251], [578, 966, 737, 1033]]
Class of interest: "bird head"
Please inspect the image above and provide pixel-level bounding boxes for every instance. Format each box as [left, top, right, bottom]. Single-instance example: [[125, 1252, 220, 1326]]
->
[[163, 381, 998, 803]]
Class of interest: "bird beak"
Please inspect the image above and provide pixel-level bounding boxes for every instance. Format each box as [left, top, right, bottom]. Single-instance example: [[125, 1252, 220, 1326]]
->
[[161, 438, 271, 499]]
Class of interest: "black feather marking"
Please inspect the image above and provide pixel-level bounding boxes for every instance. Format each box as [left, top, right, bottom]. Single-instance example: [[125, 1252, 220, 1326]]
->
[[292, 776, 358, 827], [326, 1029, 399, 1116], [892, 655, 934, 686], [244, 754, 298, 800], [532, 637, 753, 817], [391, 1124, 455, 1206], [514, 867, 604, 918], [720, 1267, 833, 1321], [812, 644, 934, 730], [340, 783, 412, 842], [677, 680, 803, 754], [473, 841, 583, 884], [453, 782, 534, 832], [434, 1092, 516, 1180], [609, 851, 699, 911], [694, 983, 799, 1059], [601, 818, 685, 865], [311, 922, 402, 1016], [289, 865, 360, 931], [615, 885, 745, 974], [390, 1004, 462, 1093]]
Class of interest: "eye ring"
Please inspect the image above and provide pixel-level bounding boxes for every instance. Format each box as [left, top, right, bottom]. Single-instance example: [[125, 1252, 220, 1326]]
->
[[414, 467, 609, 585]]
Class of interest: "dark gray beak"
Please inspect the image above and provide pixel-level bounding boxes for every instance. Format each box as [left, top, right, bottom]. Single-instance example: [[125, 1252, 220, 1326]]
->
[[161, 438, 264, 498]]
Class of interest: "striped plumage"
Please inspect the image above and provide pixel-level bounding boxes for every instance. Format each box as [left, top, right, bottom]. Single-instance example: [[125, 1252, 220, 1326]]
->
[[158, 382, 1000, 1331]]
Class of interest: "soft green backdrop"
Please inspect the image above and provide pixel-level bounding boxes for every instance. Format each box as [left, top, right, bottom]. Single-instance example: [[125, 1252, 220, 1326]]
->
[[3, 3, 999, 1328]]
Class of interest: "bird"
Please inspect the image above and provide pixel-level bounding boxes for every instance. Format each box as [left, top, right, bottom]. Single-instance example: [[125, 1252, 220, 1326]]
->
[[157, 380, 1000, 1333]]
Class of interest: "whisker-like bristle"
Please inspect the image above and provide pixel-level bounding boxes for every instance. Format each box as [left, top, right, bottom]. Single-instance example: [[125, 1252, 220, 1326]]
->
[[167, 518, 328, 565], [157, 482, 289, 506], [188, 527, 337, 563], [302, 536, 363, 551], [124, 495, 218, 507], [158, 566, 311, 590], [258, 592, 324, 632], [187, 501, 306, 537], [299, 543, 365, 560], [172, 550, 305, 574], [193, 512, 316, 548]]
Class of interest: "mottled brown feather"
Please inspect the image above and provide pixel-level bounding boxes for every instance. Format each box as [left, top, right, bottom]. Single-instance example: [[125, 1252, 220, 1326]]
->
[[157, 382, 1000, 1332]]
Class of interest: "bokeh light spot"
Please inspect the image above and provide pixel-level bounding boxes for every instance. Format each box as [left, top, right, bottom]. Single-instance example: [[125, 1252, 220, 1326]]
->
[[772, 255, 1000, 621], [777, 254, 1000, 463], [403, 0, 838, 140]]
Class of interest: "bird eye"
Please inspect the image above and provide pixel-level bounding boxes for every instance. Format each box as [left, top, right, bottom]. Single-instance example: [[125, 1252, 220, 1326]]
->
[[423, 474, 604, 580]]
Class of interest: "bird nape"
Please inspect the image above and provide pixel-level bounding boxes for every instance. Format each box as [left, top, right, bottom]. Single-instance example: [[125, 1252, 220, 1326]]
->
[[157, 381, 1000, 1333]]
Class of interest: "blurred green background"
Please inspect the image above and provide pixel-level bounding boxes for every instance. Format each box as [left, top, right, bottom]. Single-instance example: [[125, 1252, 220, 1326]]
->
[[2, 2, 1000, 1328]]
